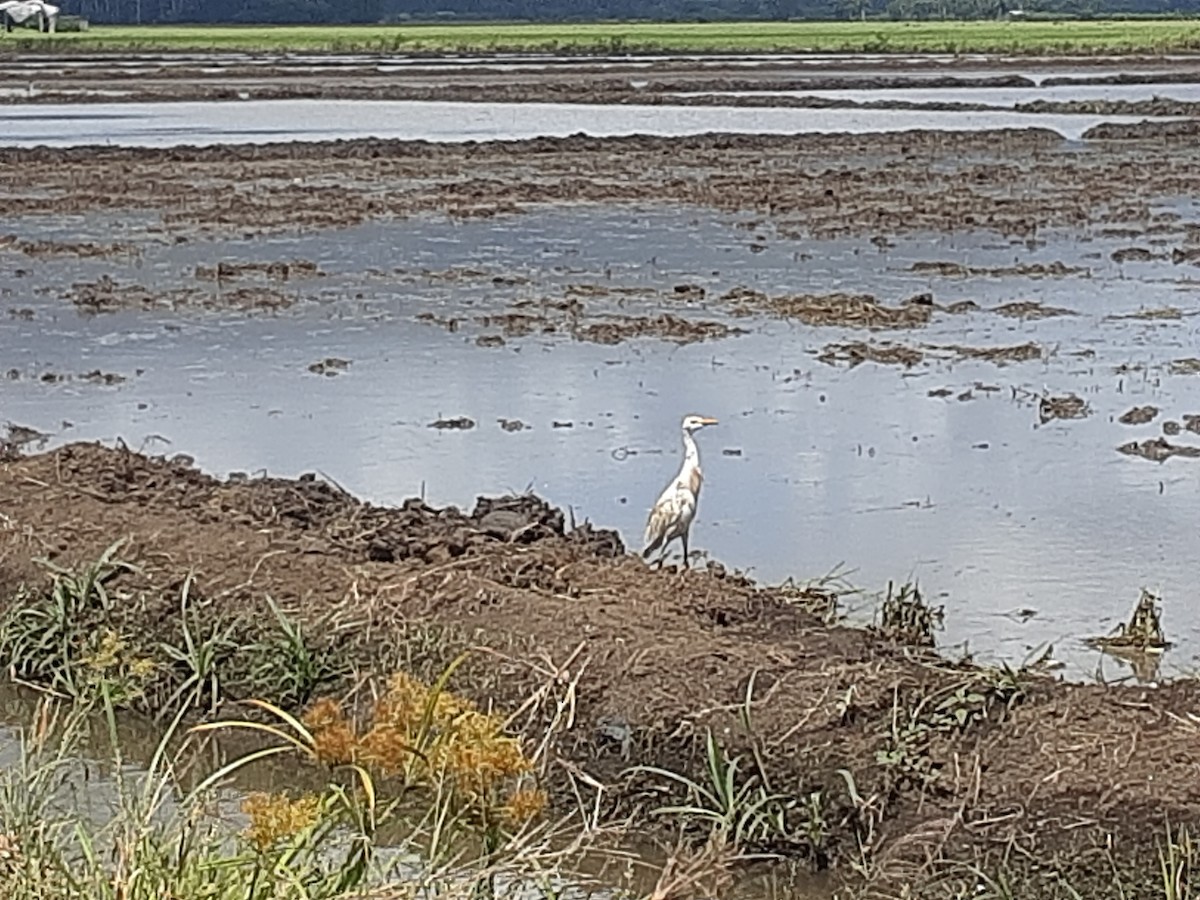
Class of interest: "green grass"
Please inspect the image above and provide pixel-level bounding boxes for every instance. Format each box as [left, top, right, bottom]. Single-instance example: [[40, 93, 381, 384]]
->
[[5, 19, 1200, 55]]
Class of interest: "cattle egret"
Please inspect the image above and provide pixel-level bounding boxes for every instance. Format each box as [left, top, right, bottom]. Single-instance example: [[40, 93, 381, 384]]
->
[[642, 414, 719, 567]]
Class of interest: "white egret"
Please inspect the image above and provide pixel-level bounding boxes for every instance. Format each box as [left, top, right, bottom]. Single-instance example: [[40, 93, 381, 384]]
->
[[642, 414, 719, 567]]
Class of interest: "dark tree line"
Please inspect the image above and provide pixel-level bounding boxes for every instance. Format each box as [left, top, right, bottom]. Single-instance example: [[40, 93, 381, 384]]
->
[[62, 0, 1200, 24]]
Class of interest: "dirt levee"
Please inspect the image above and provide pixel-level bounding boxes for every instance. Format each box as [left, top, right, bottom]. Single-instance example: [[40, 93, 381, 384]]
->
[[1, 443, 1198, 884]]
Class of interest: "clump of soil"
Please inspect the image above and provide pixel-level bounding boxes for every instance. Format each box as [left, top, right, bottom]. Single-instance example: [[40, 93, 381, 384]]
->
[[1183, 414, 1200, 434], [934, 342, 1044, 365], [1116, 436, 1200, 462], [68, 275, 294, 313], [574, 313, 743, 345], [1118, 405, 1159, 425], [817, 341, 924, 368], [0, 233, 138, 258], [195, 259, 323, 281], [307, 358, 350, 376], [477, 311, 558, 337], [429, 416, 476, 431], [1109, 306, 1184, 320], [992, 300, 1076, 319], [1038, 393, 1089, 423], [727, 289, 933, 329], [1111, 246, 1163, 263], [910, 260, 1085, 279], [468, 300, 738, 347], [1169, 358, 1200, 375]]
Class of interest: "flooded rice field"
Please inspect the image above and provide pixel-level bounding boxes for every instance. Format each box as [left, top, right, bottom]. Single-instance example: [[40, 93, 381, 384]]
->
[[4, 52, 1200, 898], [3, 201, 1200, 679], [0, 97, 1176, 145]]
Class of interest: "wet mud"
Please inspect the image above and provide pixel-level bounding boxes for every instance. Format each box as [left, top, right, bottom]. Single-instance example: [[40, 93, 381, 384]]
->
[[2, 126, 1200, 243], [68, 275, 296, 313], [2, 442, 1199, 894]]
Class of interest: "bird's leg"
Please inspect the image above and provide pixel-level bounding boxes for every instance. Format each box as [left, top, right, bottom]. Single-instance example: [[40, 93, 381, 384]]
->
[[681, 531, 690, 569]]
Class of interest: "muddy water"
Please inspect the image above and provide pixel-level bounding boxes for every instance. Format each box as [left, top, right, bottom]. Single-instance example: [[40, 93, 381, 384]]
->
[[0, 97, 1174, 146], [3, 206, 1200, 681], [0, 683, 830, 899]]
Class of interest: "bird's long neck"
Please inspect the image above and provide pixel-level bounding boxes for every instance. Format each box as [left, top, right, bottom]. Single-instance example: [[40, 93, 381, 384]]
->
[[679, 429, 701, 478]]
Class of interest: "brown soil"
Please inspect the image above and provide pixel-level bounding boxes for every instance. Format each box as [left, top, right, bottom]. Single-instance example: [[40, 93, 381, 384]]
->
[[910, 260, 1086, 279], [991, 300, 1076, 319], [1038, 392, 1090, 423], [817, 340, 924, 368], [68, 275, 295, 313], [573, 313, 743, 345], [1119, 405, 1160, 425], [0, 233, 139, 258], [1117, 436, 1200, 461], [932, 342, 1045, 365], [0, 58, 1109, 106], [1109, 305, 1185, 320], [727, 289, 934, 329], [1172, 357, 1200, 375], [4, 127, 1200, 246], [194, 259, 324, 282], [422, 299, 741, 346], [2, 442, 1199, 893]]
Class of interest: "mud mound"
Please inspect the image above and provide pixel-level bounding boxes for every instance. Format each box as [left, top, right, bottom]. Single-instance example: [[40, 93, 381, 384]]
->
[[725, 289, 934, 329], [41, 442, 623, 567]]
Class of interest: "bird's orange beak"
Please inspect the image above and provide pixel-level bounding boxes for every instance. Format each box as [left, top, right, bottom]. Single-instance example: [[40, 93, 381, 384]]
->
[[700, 416, 719, 425]]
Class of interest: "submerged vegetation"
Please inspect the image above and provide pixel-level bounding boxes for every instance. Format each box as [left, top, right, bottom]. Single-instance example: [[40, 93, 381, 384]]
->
[[7, 20, 1200, 54]]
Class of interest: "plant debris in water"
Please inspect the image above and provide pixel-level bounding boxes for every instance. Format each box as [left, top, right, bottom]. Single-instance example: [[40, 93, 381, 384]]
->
[[816, 340, 924, 368], [1085, 589, 1172, 654], [875, 581, 944, 647], [1116, 436, 1200, 462], [195, 259, 322, 282], [574, 314, 743, 345], [909, 260, 1085, 279], [1109, 306, 1184, 320], [991, 300, 1076, 319], [726, 289, 934, 329], [932, 342, 1044, 365]]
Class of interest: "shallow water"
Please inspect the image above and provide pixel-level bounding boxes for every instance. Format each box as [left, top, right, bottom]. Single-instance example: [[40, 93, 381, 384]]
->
[[0, 682, 830, 899], [3, 205, 1200, 681], [677, 81, 1200, 106], [0, 97, 1174, 147]]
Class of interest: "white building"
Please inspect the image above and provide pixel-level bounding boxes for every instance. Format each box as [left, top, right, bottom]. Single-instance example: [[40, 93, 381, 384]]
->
[[0, 1, 61, 33]]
